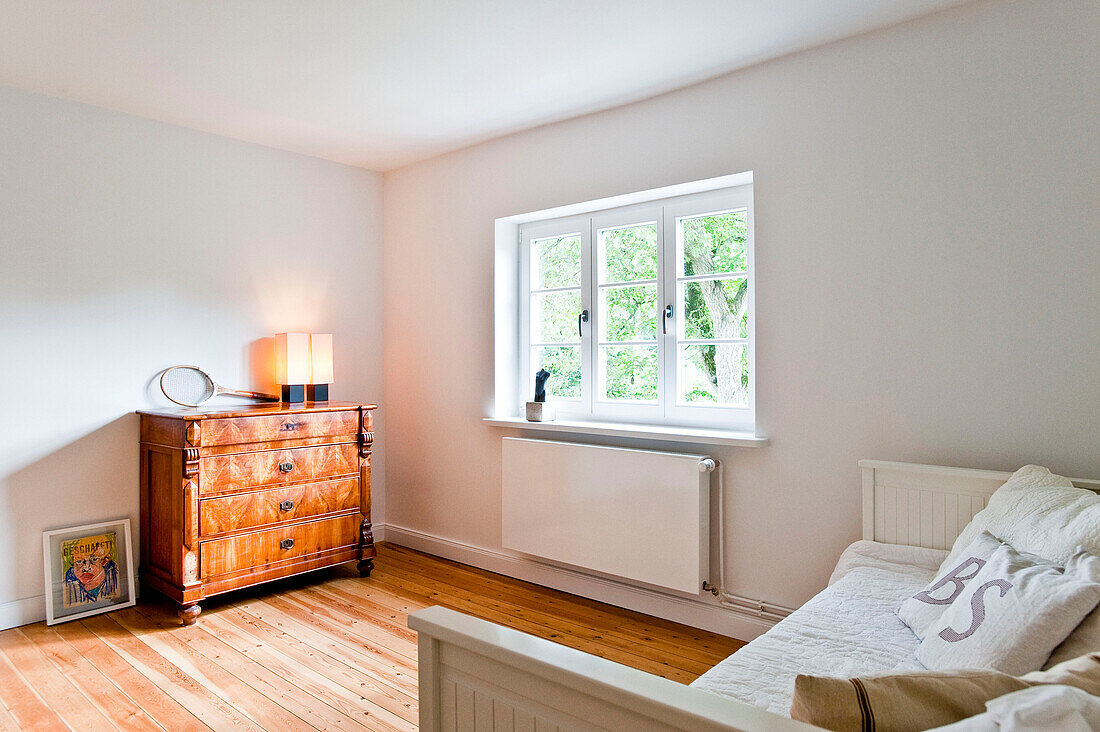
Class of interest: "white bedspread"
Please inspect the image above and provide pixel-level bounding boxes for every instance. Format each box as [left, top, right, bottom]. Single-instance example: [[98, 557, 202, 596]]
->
[[689, 541, 948, 716]]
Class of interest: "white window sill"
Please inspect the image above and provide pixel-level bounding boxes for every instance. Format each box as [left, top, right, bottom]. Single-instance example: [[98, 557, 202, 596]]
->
[[482, 417, 768, 448]]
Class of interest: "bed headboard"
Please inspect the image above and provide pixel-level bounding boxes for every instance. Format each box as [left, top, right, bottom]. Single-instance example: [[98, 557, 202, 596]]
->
[[860, 460, 1100, 550]]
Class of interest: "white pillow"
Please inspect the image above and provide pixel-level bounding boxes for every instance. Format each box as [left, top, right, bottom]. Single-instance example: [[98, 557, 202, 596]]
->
[[939, 465, 1096, 575], [899, 532, 1004, 640], [930, 685, 1100, 732], [917, 543, 1100, 676], [1047, 613, 1100, 671], [1045, 550, 1100, 669]]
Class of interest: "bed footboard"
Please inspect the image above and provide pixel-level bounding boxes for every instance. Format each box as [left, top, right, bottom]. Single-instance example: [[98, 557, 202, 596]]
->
[[409, 606, 815, 731]]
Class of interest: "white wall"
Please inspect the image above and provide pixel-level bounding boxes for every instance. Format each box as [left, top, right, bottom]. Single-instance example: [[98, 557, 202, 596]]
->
[[381, 0, 1100, 626], [0, 86, 385, 627]]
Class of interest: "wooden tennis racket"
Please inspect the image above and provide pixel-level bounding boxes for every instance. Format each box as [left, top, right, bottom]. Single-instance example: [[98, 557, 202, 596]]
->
[[160, 365, 279, 407]]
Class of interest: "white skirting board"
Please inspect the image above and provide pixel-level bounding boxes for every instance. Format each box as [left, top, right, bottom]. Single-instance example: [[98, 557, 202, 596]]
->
[[380, 523, 777, 641], [0, 521, 769, 639], [0, 595, 46, 631], [0, 586, 148, 631]]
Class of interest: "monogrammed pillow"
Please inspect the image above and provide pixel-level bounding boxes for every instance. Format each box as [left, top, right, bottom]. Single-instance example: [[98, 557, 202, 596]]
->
[[916, 543, 1100, 675], [898, 532, 1004, 640]]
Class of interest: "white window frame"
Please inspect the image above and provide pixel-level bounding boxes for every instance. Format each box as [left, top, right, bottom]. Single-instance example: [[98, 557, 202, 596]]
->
[[517, 182, 755, 432], [519, 215, 591, 413]]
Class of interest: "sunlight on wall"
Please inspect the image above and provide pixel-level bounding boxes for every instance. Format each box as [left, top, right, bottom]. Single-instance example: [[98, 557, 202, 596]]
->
[[0, 85, 384, 625]]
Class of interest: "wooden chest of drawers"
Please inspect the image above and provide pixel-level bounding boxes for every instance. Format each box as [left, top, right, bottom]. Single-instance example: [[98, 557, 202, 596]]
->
[[137, 401, 376, 625]]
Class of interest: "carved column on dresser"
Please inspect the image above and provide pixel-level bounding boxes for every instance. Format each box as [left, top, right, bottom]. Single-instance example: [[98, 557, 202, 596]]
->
[[357, 407, 377, 577], [138, 401, 378, 625], [179, 419, 203, 625]]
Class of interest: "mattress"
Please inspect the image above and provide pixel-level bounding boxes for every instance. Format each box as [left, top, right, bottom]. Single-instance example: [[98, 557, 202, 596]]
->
[[689, 541, 948, 716]]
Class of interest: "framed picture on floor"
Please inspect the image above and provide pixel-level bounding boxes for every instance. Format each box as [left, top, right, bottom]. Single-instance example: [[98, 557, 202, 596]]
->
[[42, 518, 136, 625]]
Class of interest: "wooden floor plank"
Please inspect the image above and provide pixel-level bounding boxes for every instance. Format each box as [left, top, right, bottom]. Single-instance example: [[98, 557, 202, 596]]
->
[[80, 614, 264, 732], [199, 608, 416, 732], [324, 572, 426, 616], [246, 595, 418, 696], [323, 574, 432, 619], [384, 543, 734, 640], [376, 548, 729, 670], [0, 628, 120, 731], [0, 637, 69, 732], [366, 564, 702, 682], [0, 542, 743, 730], [128, 603, 372, 732], [382, 543, 743, 659], [50, 619, 209, 732], [19, 623, 164, 732], [276, 587, 418, 659], [0, 700, 20, 732], [111, 608, 315, 732]]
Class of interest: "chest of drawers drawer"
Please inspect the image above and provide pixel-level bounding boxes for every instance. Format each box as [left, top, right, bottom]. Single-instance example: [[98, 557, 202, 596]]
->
[[198, 442, 359, 495], [199, 477, 360, 536], [199, 410, 359, 447], [200, 513, 361, 579]]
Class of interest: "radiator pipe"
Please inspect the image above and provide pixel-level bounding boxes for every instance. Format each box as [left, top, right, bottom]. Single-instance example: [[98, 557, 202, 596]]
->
[[703, 459, 793, 623], [716, 593, 792, 622]]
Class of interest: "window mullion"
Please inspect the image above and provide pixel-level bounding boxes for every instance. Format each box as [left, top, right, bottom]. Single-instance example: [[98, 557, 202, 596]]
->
[[519, 231, 532, 415], [581, 217, 596, 417], [660, 204, 674, 419]]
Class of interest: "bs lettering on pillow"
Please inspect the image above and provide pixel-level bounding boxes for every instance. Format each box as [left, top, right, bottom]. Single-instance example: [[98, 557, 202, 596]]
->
[[898, 532, 1003, 640], [917, 543, 1100, 675]]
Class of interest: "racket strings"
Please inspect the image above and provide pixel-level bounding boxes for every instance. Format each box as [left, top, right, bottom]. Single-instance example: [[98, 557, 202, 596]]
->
[[161, 367, 216, 406]]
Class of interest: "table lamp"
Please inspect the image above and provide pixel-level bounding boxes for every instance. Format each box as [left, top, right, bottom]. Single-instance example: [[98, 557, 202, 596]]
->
[[274, 332, 310, 403], [307, 333, 334, 401]]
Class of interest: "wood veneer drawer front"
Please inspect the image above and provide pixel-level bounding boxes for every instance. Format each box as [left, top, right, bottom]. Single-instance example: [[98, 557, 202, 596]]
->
[[199, 477, 360, 536], [199, 443, 358, 495], [200, 410, 359, 447], [200, 514, 360, 579]]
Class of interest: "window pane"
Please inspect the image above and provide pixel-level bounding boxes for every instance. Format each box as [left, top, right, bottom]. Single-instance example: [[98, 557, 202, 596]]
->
[[679, 344, 748, 406], [680, 210, 747, 277], [600, 285, 657, 342], [531, 290, 581, 343], [600, 345, 658, 402], [598, 223, 657, 283], [680, 278, 749, 340], [532, 235, 581, 289], [532, 346, 581, 400]]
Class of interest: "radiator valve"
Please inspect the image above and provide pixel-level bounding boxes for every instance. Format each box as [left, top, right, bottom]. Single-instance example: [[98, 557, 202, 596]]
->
[[702, 581, 720, 597]]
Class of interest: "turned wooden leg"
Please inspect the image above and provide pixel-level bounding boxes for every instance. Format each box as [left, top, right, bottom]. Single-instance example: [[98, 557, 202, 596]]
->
[[178, 603, 201, 626], [358, 517, 376, 578]]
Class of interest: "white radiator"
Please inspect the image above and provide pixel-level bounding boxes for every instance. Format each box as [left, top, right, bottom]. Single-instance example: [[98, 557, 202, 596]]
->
[[501, 437, 710, 595]]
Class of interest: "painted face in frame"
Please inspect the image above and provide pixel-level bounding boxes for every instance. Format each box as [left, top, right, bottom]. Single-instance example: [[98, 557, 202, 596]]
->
[[72, 547, 109, 592]]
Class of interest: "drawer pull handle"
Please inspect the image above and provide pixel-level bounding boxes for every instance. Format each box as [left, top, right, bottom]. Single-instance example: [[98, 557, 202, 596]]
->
[[280, 538, 295, 550], [280, 421, 306, 432], [279, 500, 294, 511], [278, 461, 295, 473]]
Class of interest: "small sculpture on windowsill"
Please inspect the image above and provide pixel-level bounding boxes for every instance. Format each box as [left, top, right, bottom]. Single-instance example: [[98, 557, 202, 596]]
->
[[534, 369, 550, 402], [526, 369, 555, 422]]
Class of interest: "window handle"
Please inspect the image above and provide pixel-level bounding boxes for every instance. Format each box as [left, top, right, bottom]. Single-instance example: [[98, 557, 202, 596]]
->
[[662, 305, 674, 334], [578, 309, 589, 338]]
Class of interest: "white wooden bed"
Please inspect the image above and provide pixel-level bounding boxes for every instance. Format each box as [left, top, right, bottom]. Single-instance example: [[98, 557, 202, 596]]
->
[[409, 460, 1100, 731]]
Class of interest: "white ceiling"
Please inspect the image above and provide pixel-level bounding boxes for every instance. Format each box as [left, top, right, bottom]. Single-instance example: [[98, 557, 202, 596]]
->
[[0, 1, 971, 171]]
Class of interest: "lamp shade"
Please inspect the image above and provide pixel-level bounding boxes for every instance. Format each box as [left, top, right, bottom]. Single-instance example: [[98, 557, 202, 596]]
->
[[309, 333, 334, 384], [274, 332, 311, 384]]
